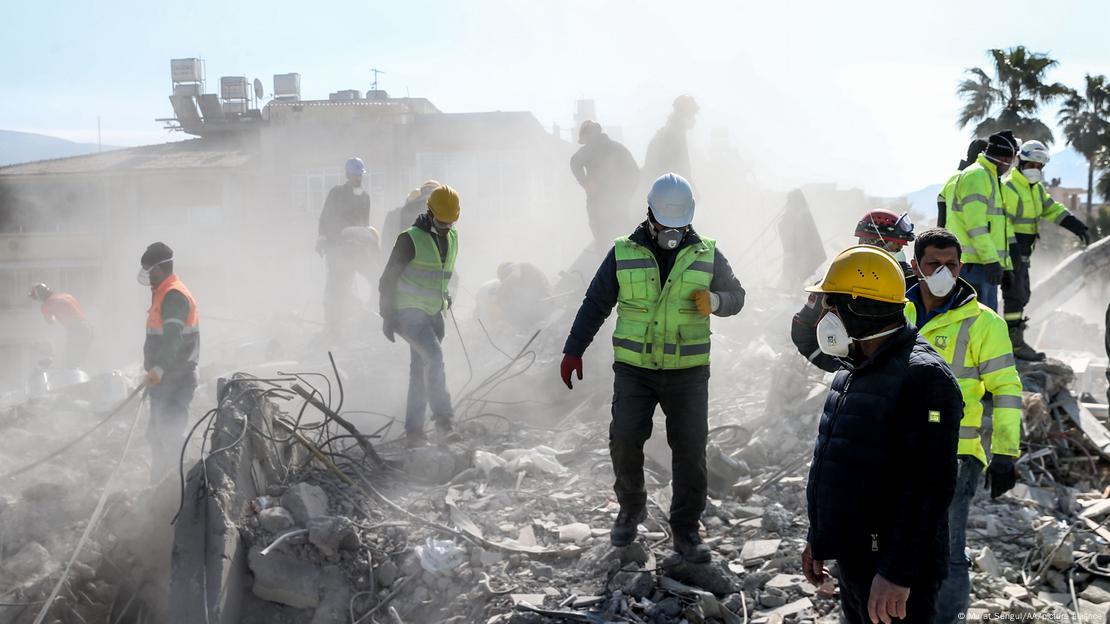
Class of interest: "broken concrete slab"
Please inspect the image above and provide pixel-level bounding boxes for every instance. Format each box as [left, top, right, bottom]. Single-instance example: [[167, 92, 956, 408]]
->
[[258, 506, 295, 532], [307, 515, 359, 558], [753, 596, 814, 618], [2, 541, 51, 578], [247, 545, 320, 609], [557, 522, 591, 543], [739, 538, 781, 566], [281, 483, 329, 526], [975, 546, 1003, 577]]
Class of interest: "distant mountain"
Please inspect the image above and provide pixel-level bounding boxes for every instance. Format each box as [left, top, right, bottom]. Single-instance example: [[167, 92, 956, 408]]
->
[[0, 130, 117, 167]]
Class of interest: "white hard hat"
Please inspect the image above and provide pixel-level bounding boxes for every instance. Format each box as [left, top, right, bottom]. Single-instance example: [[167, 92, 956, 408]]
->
[[647, 173, 695, 228], [1018, 140, 1050, 165]]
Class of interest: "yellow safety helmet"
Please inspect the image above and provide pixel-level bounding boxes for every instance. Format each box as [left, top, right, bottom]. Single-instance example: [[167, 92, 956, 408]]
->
[[427, 185, 460, 223], [805, 245, 908, 304]]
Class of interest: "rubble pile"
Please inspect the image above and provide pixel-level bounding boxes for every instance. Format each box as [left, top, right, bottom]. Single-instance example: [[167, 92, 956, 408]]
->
[[0, 376, 175, 624]]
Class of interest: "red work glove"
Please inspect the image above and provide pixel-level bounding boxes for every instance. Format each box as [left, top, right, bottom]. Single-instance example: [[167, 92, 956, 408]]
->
[[560, 355, 583, 389]]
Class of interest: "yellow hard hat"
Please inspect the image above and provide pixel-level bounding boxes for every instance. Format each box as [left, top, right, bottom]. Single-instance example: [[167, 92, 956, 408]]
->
[[805, 245, 908, 304], [427, 185, 460, 223]]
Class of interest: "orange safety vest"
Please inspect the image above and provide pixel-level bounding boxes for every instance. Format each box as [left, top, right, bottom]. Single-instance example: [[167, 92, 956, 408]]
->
[[42, 293, 86, 328], [144, 274, 200, 373]]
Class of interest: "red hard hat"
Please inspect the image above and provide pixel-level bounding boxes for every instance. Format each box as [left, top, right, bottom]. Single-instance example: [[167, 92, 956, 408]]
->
[[855, 209, 914, 244]]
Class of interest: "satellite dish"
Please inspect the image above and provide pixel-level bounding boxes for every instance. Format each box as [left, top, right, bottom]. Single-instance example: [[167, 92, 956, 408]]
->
[[253, 78, 264, 100]]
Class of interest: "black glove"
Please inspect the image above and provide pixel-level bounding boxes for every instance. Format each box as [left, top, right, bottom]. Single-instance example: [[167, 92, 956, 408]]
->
[[983, 262, 1004, 286], [1060, 215, 1090, 245], [985, 456, 1017, 499], [1001, 270, 1014, 290], [382, 314, 397, 343]]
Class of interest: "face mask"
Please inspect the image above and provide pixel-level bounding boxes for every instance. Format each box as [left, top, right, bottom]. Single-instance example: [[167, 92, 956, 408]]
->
[[816, 310, 903, 357], [653, 226, 685, 250], [432, 218, 454, 232], [353, 187, 365, 196], [922, 265, 956, 298], [1023, 168, 1043, 184], [137, 258, 172, 287]]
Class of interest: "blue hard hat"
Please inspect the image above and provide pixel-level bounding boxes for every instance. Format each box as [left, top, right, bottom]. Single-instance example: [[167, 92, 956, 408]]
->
[[647, 173, 695, 227], [345, 157, 366, 175]]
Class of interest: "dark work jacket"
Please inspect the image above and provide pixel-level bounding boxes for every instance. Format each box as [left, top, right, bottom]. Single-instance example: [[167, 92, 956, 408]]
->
[[805, 325, 962, 586], [562, 223, 745, 358], [569, 133, 640, 200], [318, 182, 371, 243]]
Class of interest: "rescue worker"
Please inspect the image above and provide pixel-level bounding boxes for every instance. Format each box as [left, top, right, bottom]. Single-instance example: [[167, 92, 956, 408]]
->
[[1001, 140, 1091, 361], [138, 242, 200, 483], [854, 209, 916, 278], [28, 283, 92, 368], [942, 130, 1018, 311], [382, 180, 441, 254], [559, 173, 746, 562], [800, 245, 962, 623], [904, 229, 1022, 622], [570, 120, 640, 245], [317, 157, 373, 336], [379, 185, 460, 447], [642, 96, 699, 189], [937, 139, 988, 228]]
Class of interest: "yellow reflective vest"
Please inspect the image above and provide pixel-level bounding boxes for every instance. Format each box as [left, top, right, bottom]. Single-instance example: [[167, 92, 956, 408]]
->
[[1002, 168, 1071, 237], [943, 154, 1014, 270], [905, 282, 1023, 465]]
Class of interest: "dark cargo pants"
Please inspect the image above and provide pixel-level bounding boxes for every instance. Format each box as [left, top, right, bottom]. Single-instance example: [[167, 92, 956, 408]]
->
[[1001, 240, 1033, 323], [147, 370, 198, 483], [837, 554, 942, 624], [609, 362, 709, 531]]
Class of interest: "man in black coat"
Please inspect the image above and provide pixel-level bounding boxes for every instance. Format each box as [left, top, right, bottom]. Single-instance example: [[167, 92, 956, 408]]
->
[[800, 245, 962, 623]]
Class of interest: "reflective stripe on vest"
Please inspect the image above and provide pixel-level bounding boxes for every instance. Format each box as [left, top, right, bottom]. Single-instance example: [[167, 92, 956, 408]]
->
[[611, 237, 715, 370], [396, 226, 457, 315]]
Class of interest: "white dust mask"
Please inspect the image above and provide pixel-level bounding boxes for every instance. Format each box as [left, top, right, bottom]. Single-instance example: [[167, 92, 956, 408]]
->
[[922, 265, 956, 298], [1023, 168, 1043, 184], [816, 312, 851, 357]]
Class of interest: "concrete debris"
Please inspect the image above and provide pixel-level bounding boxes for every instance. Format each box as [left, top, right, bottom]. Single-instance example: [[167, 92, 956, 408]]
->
[[248, 544, 321, 608], [258, 506, 296, 532], [739, 538, 782, 566], [282, 482, 329, 525], [307, 515, 359, 557]]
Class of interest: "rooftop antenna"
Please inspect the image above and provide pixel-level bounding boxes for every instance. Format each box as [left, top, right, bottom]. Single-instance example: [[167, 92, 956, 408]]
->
[[370, 68, 385, 91]]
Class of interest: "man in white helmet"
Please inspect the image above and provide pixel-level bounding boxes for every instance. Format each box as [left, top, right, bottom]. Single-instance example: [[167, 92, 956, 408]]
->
[[559, 173, 746, 563], [317, 157, 374, 337], [1001, 139, 1090, 361]]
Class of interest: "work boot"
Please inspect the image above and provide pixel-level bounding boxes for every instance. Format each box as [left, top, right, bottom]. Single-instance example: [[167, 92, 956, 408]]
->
[[610, 507, 646, 547], [1008, 321, 1045, 362], [404, 430, 429, 449], [673, 531, 712, 564], [435, 418, 462, 444]]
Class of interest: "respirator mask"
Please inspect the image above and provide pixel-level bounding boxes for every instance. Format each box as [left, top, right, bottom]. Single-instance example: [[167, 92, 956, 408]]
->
[[137, 258, 172, 287], [652, 225, 687, 250], [815, 298, 904, 357], [353, 186, 365, 196], [432, 218, 454, 234], [921, 265, 956, 298], [1022, 167, 1044, 184]]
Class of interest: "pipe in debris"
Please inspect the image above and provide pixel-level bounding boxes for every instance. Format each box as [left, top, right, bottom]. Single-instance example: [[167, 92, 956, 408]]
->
[[260, 529, 309, 556]]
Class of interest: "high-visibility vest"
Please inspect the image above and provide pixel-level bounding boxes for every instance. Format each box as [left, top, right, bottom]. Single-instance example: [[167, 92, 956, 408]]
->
[[42, 293, 86, 328], [1002, 169, 1071, 238], [395, 226, 457, 315], [612, 237, 715, 369], [905, 292, 1022, 465], [943, 154, 1014, 270], [144, 274, 200, 372]]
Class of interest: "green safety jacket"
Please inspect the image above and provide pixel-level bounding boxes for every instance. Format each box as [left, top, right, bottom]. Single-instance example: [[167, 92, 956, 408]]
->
[[943, 154, 1014, 270], [612, 237, 715, 369], [1002, 168, 1071, 237], [905, 285, 1023, 466], [395, 226, 457, 315]]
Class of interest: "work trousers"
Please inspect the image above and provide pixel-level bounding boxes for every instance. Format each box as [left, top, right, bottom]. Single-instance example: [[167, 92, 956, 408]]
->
[[1001, 242, 1033, 323], [960, 264, 998, 312], [396, 308, 454, 435], [609, 362, 709, 531], [65, 321, 93, 368], [324, 245, 379, 334], [147, 370, 198, 484], [836, 554, 942, 624], [934, 456, 984, 623]]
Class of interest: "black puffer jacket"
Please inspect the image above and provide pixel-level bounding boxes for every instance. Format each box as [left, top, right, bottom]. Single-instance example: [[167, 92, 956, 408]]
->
[[806, 325, 962, 587]]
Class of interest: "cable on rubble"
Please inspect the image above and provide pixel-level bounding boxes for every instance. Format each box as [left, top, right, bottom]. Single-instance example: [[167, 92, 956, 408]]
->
[[0, 383, 147, 482], [31, 384, 147, 624]]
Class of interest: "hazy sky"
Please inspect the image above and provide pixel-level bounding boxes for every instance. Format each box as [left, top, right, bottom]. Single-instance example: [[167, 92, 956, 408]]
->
[[2, 0, 1107, 195]]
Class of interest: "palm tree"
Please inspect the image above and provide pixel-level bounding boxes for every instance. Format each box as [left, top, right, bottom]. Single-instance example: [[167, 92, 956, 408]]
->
[[1059, 74, 1110, 219], [957, 46, 1070, 144]]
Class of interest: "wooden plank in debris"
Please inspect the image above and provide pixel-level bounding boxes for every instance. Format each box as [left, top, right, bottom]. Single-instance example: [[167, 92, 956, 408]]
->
[[1063, 399, 1110, 460]]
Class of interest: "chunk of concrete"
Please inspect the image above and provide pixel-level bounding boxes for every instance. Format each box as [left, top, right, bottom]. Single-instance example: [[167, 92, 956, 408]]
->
[[755, 596, 814, 618], [258, 507, 295, 533], [557, 522, 591, 543], [248, 545, 321, 608], [739, 539, 781, 566], [614, 570, 655, 598], [307, 516, 359, 557], [975, 546, 1003, 577], [1081, 579, 1110, 605], [281, 483, 328, 526], [3, 542, 50, 578]]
